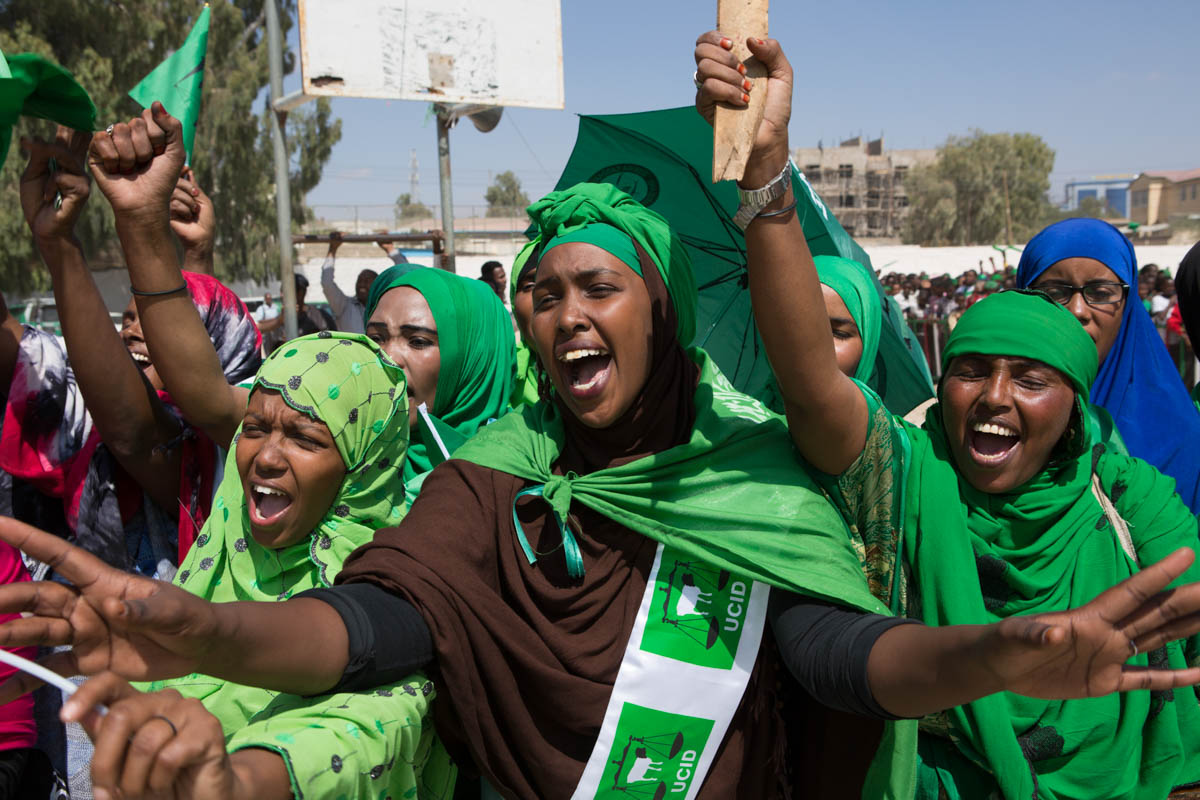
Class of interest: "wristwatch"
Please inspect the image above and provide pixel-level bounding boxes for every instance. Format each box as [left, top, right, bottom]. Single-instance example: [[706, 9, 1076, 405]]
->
[[732, 161, 791, 231]]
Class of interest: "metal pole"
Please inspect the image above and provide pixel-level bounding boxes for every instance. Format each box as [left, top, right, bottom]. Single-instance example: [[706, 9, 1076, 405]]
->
[[266, 0, 298, 340], [436, 107, 456, 272]]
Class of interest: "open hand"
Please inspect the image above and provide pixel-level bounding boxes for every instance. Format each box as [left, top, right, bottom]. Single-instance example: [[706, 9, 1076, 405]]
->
[[694, 32, 793, 185], [986, 548, 1200, 699], [169, 166, 216, 256], [90, 102, 186, 224], [0, 517, 221, 701], [66, 672, 243, 800], [19, 126, 92, 243]]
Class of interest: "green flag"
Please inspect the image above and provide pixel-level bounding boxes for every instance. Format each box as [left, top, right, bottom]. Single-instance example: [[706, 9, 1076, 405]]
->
[[128, 4, 209, 163]]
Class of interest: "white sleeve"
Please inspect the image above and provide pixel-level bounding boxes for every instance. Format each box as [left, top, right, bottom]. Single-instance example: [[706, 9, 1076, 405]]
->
[[320, 255, 349, 316]]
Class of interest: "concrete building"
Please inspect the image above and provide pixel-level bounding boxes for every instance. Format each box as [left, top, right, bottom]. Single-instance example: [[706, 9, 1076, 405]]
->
[[1062, 175, 1135, 217], [793, 137, 937, 238], [1129, 168, 1200, 226]]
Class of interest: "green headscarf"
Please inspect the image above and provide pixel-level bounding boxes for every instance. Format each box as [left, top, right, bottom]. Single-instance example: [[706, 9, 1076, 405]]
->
[[525, 182, 697, 344], [905, 292, 1200, 799], [815, 255, 881, 383], [364, 266, 515, 487], [150, 333, 410, 720], [939, 289, 1097, 400], [0, 53, 96, 169], [509, 241, 542, 408]]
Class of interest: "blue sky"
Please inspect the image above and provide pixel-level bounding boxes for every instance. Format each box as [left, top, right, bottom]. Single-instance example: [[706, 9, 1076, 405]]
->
[[292, 0, 1199, 214]]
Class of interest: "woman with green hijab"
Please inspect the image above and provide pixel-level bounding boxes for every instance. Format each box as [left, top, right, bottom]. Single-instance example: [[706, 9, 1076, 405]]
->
[[0, 334, 454, 799], [363, 265, 515, 503], [698, 31, 1200, 799], [816, 255, 881, 383], [508, 243, 542, 408]]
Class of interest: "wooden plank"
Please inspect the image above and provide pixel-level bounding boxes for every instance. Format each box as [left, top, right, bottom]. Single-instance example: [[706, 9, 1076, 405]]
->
[[712, 0, 769, 183]]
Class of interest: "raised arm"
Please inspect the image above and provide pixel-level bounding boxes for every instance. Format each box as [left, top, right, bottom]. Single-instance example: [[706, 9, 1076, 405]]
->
[[0, 293, 25, 395], [90, 105, 248, 449], [320, 231, 349, 317], [169, 165, 216, 276], [695, 33, 867, 475], [19, 128, 184, 513]]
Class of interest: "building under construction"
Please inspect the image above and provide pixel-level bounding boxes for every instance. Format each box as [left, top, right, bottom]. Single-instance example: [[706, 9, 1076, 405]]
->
[[793, 137, 937, 238]]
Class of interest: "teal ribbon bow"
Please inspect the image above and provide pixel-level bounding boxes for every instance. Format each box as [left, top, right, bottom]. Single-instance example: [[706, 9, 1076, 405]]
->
[[511, 473, 585, 579]]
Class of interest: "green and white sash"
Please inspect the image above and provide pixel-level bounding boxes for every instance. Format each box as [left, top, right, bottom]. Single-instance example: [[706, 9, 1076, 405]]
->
[[572, 544, 769, 800]]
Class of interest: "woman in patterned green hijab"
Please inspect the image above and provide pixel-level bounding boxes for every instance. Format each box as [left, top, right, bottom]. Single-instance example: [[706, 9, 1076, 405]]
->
[[7, 334, 453, 799]]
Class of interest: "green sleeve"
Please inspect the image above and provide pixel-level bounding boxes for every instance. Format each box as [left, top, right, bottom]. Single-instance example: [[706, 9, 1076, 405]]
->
[[1100, 452, 1200, 669], [808, 381, 907, 608], [226, 674, 456, 800]]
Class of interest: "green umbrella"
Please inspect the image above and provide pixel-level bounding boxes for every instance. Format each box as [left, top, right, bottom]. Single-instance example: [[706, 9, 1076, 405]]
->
[[0, 52, 97, 169], [551, 106, 933, 414]]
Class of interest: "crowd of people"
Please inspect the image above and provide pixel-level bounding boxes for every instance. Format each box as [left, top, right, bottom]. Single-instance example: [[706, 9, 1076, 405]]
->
[[886, 260, 1187, 345], [0, 29, 1198, 800]]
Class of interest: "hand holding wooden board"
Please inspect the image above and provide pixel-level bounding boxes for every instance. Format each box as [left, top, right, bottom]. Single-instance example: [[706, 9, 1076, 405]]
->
[[713, 0, 769, 183]]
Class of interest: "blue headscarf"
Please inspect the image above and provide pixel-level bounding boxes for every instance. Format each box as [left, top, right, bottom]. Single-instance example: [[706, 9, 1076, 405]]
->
[[1017, 218, 1200, 512]]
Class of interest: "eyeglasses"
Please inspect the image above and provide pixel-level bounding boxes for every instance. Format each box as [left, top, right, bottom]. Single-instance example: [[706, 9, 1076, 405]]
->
[[1034, 281, 1129, 308]]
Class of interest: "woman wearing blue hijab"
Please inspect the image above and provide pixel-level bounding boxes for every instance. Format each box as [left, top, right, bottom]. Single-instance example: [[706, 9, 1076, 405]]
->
[[1017, 217, 1200, 512]]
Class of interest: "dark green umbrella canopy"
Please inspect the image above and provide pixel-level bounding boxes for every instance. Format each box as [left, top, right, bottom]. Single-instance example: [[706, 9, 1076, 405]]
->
[[551, 106, 933, 415]]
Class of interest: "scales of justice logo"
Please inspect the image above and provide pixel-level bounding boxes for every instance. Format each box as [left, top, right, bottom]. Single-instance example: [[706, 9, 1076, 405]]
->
[[599, 704, 713, 799], [588, 164, 661, 207], [641, 547, 748, 671]]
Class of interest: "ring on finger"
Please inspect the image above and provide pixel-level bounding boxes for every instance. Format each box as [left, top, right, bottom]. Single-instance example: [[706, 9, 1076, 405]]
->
[[1129, 638, 1138, 657], [150, 714, 178, 737], [105, 124, 115, 136], [693, 71, 704, 91]]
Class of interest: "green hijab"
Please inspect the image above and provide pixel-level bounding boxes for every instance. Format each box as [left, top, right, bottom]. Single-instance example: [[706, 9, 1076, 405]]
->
[[525, 181, 697, 344], [815, 255, 881, 383], [151, 333, 410, 724], [509, 241, 542, 408], [364, 266, 515, 486], [906, 292, 1200, 799]]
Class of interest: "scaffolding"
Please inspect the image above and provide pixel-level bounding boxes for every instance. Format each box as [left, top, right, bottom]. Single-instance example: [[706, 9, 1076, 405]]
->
[[794, 137, 933, 238]]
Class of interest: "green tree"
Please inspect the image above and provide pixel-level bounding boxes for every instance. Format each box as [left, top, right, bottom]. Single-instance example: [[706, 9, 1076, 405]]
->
[[0, 0, 342, 294], [902, 130, 1054, 246], [393, 193, 431, 223], [484, 170, 529, 217]]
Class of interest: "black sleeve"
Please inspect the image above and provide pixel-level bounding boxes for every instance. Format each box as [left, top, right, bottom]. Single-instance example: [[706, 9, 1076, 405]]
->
[[297, 582, 434, 694], [769, 590, 921, 721]]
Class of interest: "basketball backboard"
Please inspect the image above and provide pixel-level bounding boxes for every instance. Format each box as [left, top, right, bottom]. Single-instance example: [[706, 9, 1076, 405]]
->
[[297, 0, 564, 109]]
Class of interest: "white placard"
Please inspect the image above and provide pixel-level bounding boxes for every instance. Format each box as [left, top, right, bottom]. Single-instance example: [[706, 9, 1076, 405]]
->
[[297, 0, 564, 109]]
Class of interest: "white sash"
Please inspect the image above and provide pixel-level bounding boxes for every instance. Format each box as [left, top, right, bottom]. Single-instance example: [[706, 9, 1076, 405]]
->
[[571, 542, 769, 800]]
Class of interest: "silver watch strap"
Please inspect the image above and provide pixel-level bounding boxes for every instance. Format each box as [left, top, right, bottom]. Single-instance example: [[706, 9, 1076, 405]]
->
[[733, 162, 791, 230]]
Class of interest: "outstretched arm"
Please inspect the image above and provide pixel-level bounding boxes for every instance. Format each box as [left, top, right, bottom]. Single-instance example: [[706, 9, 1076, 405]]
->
[[773, 548, 1200, 719], [0, 518, 349, 698], [696, 33, 867, 475], [19, 128, 184, 513], [90, 105, 248, 449]]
